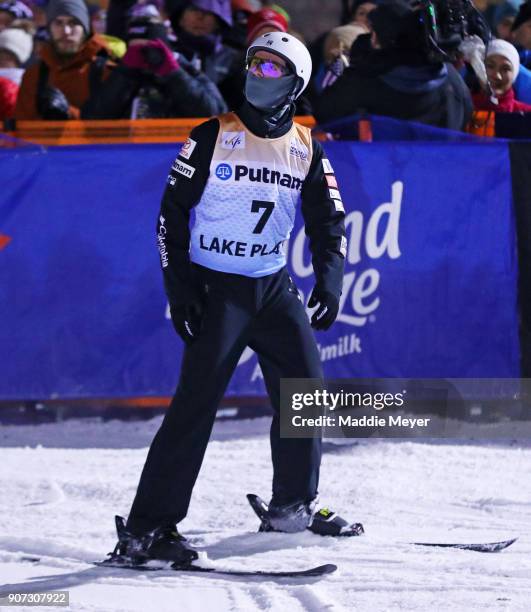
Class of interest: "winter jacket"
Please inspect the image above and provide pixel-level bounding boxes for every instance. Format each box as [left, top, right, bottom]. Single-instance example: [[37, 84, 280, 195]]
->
[[515, 64, 531, 104], [106, 0, 244, 110], [0, 75, 18, 120], [170, 33, 243, 111], [83, 53, 228, 119], [473, 88, 531, 113], [314, 35, 472, 131], [167, 0, 243, 110], [15, 35, 115, 120]]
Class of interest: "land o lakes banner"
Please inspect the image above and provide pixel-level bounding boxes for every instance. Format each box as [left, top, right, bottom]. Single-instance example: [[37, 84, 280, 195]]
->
[[0, 138, 520, 399]]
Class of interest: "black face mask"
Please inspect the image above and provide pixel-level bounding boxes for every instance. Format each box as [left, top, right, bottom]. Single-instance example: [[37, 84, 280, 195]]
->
[[244, 72, 298, 111]]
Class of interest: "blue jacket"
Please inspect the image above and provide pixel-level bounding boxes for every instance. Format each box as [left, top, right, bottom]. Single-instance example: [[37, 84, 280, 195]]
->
[[514, 65, 531, 104]]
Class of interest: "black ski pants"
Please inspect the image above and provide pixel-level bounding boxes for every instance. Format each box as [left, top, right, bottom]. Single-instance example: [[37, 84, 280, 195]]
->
[[126, 265, 323, 535]]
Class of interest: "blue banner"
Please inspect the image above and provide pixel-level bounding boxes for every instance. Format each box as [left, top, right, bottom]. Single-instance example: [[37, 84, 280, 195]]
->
[[0, 138, 520, 400]]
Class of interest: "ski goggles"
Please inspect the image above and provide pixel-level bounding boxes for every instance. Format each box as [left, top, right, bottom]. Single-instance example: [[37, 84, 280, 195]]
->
[[247, 56, 290, 78]]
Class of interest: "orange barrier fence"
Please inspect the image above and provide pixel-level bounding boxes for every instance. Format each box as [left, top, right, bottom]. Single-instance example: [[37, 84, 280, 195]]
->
[[2, 117, 317, 146], [1, 113, 495, 147]]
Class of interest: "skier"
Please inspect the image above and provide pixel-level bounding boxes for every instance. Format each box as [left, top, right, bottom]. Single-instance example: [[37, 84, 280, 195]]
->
[[111, 31, 363, 567]]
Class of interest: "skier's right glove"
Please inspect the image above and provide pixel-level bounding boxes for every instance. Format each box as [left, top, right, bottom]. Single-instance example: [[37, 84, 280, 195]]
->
[[169, 290, 206, 345], [308, 286, 340, 331]]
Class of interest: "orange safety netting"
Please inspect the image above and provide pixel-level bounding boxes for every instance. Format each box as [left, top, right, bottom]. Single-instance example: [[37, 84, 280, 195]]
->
[[4, 117, 317, 146]]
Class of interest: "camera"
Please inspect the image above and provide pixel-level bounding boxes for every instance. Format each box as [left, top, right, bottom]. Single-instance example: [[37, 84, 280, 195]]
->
[[141, 45, 165, 69], [413, 0, 490, 62]]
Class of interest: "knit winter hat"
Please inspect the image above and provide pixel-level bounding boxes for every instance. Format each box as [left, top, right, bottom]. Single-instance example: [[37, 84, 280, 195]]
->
[[323, 23, 367, 63], [0, 27, 32, 64], [246, 7, 287, 43], [46, 0, 90, 34], [486, 39, 521, 82], [511, 1, 531, 32], [0, 0, 33, 21]]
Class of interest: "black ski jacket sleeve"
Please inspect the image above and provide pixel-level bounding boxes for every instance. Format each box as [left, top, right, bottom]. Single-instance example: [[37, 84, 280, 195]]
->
[[157, 118, 219, 307], [300, 139, 346, 300]]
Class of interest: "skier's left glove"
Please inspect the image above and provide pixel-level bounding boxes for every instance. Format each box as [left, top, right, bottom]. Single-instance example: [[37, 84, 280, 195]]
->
[[170, 295, 204, 345], [308, 286, 339, 331]]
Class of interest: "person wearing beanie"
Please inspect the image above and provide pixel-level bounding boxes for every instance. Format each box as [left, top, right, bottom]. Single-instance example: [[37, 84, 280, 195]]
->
[[0, 26, 32, 68], [0, 26, 32, 118], [473, 38, 531, 112], [317, 23, 368, 91], [15, 0, 117, 119], [314, 0, 472, 130], [246, 7, 287, 44]]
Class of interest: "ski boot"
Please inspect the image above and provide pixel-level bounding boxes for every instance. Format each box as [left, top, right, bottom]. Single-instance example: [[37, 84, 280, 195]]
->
[[248, 494, 364, 537], [104, 516, 199, 567], [309, 507, 364, 537]]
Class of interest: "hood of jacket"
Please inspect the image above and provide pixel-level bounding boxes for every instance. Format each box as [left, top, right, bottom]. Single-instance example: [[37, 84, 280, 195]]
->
[[168, 0, 232, 28], [380, 64, 448, 94]]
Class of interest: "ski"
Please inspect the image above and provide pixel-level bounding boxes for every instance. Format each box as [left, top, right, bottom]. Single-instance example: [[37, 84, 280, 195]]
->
[[413, 538, 517, 553], [19, 554, 336, 578], [94, 556, 337, 578], [247, 493, 516, 553]]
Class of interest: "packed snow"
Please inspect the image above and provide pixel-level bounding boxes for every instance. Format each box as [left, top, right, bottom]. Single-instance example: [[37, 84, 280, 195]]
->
[[1, 416, 530, 611]]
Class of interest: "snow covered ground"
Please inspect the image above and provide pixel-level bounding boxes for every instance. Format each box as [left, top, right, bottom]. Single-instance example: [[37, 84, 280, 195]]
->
[[1, 416, 530, 611]]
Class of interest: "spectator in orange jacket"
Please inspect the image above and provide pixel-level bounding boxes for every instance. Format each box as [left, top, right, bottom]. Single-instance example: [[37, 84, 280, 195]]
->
[[15, 0, 115, 120]]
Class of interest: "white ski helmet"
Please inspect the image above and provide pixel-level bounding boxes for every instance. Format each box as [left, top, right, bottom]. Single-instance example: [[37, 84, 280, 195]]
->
[[246, 31, 312, 99]]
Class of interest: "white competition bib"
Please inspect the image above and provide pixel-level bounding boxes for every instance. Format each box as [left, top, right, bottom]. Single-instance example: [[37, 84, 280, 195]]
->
[[190, 112, 313, 277]]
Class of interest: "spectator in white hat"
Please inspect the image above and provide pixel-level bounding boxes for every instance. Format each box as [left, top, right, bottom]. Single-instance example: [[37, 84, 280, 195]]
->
[[0, 26, 32, 118], [473, 38, 531, 112], [0, 25, 31, 69]]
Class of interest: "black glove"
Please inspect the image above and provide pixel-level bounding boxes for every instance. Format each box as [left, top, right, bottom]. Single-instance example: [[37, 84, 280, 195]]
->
[[169, 289, 206, 345], [308, 286, 339, 331], [36, 86, 70, 120]]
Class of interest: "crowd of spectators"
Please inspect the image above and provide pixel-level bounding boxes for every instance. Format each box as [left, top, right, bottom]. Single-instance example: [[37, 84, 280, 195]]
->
[[0, 0, 530, 130]]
